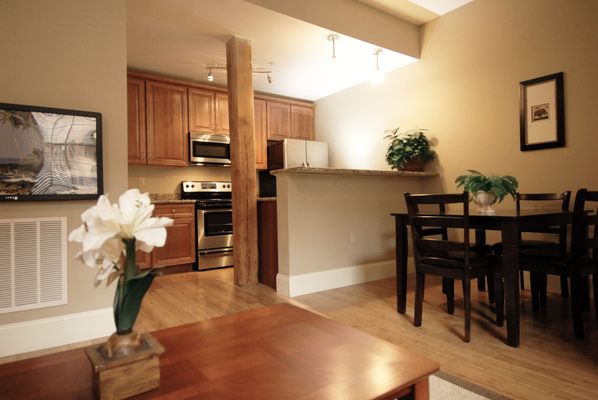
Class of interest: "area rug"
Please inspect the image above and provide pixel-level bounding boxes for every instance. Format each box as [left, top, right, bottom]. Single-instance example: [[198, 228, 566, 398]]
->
[[432, 371, 511, 400]]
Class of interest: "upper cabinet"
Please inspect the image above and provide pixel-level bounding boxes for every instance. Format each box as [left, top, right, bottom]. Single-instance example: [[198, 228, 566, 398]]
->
[[146, 80, 189, 167], [214, 92, 230, 135], [188, 89, 229, 135], [265, 98, 315, 142], [290, 104, 315, 141], [127, 72, 315, 169], [127, 77, 146, 164], [266, 101, 291, 141], [254, 98, 267, 170]]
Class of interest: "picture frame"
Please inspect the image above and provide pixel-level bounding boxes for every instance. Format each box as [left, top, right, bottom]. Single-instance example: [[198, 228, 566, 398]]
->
[[0, 103, 103, 201], [519, 72, 565, 151]]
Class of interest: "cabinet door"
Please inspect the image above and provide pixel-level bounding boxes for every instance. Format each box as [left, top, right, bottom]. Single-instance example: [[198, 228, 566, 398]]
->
[[266, 101, 291, 140], [291, 104, 315, 141], [136, 250, 152, 270], [189, 88, 215, 133], [146, 81, 188, 166], [254, 98, 267, 170], [127, 77, 146, 164], [152, 204, 196, 267], [215, 92, 230, 135]]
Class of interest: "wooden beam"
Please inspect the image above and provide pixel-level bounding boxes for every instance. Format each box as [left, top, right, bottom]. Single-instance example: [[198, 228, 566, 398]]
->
[[226, 36, 258, 286]]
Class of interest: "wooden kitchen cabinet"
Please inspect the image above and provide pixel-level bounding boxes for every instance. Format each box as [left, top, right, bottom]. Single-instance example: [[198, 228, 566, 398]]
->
[[254, 98, 267, 170], [291, 104, 315, 141], [258, 199, 278, 289], [146, 80, 188, 167], [127, 77, 147, 164], [188, 88, 215, 132], [215, 92, 230, 135], [152, 203, 196, 268], [266, 101, 291, 140], [137, 203, 196, 269], [188, 88, 229, 135]]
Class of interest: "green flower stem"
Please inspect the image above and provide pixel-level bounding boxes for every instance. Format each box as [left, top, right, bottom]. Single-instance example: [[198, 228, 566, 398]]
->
[[123, 238, 139, 281], [115, 238, 140, 334]]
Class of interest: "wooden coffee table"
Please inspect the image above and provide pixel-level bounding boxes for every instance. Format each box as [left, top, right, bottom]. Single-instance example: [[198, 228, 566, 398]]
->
[[0, 303, 439, 399]]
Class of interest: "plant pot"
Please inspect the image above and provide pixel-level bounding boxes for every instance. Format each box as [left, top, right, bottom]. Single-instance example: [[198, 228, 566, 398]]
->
[[397, 157, 425, 172], [472, 191, 497, 214], [85, 332, 164, 400]]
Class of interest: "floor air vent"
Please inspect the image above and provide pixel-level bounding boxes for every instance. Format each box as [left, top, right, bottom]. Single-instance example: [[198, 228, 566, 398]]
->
[[0, 217, 67, 314]]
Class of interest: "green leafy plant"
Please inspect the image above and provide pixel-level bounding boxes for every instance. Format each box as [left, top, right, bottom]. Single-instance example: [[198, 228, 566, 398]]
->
[[455, 169, 519, 202], [384, 127, 435, 171]]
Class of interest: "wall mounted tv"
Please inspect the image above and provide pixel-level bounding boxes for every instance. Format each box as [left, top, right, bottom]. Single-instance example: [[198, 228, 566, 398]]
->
[[0, 103, 103, 201]]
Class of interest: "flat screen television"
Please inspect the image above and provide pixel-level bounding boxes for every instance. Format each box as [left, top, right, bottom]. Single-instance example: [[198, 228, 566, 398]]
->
[[0, 102, 103, 201]]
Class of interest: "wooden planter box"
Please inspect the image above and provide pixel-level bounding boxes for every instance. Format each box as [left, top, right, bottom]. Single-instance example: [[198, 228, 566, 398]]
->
[[84, 333, 164, 400]]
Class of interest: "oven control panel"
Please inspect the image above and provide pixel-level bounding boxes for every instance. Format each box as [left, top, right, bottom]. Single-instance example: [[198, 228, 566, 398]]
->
[[182, 181, 231, 193]]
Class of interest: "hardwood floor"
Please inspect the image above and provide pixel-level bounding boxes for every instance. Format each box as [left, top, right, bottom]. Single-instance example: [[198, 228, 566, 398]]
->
[[2, 268, 596, 399]]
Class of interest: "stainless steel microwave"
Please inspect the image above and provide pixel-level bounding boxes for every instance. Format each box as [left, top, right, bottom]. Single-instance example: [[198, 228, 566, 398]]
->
[[189, 133, 231, 166]]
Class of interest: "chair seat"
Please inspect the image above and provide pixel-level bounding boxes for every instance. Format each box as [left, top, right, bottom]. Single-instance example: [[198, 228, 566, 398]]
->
[[420, 253, 499, 275], [493, 240, 563, 258]]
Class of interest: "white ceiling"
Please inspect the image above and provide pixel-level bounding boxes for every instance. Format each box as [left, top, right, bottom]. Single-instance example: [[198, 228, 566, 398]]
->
[[127, 0, 473, 101]]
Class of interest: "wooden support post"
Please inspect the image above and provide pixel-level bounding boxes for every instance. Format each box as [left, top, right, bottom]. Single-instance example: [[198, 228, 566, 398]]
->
[[226, 36, 258, 286]]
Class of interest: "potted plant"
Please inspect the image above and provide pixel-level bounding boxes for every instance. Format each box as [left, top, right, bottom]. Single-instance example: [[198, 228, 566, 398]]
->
[[455, 169, 519, 213], [384, 127, 435, 171]]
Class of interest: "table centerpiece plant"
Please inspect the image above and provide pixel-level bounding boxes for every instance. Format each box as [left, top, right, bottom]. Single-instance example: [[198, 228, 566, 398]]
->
[[455, 169, 519, 213], [384, 127, 435, 171], [69, 189, 173, 358]]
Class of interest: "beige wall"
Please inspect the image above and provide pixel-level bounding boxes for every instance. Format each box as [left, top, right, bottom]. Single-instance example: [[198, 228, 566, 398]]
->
[[316, 0, 598, 199], [0, 0, 127, 324], [128, 165, 231, 194]]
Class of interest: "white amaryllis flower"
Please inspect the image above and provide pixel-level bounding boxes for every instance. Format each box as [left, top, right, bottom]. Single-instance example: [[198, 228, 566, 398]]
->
[[69, 189, 173, 286]]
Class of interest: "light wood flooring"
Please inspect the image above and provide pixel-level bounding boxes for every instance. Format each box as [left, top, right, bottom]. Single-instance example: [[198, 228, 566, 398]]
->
[[3, 268, 597, 399]]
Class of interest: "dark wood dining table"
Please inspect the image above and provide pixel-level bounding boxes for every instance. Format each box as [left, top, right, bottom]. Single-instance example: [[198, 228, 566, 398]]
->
[[391, 209, 572, 347]]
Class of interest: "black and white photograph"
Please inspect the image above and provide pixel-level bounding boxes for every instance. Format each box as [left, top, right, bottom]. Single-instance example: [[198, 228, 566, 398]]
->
[[519, 72, 564, 151], [0, 103, 103, 201]]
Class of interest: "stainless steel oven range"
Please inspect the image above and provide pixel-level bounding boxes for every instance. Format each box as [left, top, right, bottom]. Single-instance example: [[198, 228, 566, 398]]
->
[[181, 181, 233, 271]]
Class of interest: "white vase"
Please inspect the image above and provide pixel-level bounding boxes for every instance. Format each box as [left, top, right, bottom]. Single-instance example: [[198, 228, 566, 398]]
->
[[472, 191, 497, 213]]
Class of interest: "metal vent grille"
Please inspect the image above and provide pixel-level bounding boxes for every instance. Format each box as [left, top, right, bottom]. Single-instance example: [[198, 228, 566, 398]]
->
[[0, 218, 67, 314]]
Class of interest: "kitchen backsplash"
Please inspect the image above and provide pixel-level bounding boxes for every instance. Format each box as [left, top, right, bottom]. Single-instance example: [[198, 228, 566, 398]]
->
[[128, 165, 231, 194]]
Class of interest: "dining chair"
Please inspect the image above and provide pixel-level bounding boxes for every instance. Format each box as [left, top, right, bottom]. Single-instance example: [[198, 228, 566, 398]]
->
[[519, 189, 598, 339], [493, 191, 571, 311], [405, 192, 504, 342]]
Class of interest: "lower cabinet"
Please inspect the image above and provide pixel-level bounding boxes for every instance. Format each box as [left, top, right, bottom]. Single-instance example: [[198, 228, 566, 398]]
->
[[257, 199, 278, 289], [138, 203, 196, 270]]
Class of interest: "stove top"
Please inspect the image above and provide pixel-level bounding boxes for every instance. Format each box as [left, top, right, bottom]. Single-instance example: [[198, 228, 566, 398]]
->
[[181, 181, 232, 204]]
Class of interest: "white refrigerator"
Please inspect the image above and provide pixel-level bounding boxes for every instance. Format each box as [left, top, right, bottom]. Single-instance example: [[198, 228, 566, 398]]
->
[[269, 138, 329, 169]]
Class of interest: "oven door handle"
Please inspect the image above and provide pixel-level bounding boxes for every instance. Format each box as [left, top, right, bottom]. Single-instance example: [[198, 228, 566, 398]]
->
[[197, 208, 233, 213], [199, 248, 234, 255]]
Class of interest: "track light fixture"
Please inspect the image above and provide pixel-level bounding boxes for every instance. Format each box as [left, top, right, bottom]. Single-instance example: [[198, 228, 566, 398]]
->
[[370, 48, 385, 85], [205, 65, 272, 84], [327, 34, 339, 60]]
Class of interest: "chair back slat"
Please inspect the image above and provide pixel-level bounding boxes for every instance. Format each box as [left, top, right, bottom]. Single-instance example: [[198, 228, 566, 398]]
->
[[405, 192, 471, 271], [571, 189, 598, 259], [516, 191, 571, 249]]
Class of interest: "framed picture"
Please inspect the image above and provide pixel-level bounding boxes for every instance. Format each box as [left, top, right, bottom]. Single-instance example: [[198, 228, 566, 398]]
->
[[519, 72, 565, 151], [0, 103, 103, 201]]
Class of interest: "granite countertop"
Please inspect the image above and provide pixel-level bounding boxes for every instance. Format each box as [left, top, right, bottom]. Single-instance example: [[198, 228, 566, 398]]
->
[[269, 167, 438, 177], [149, 193, 196, 203]]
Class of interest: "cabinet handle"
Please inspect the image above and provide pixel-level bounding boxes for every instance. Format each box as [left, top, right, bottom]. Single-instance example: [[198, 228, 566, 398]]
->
[[172, 209, 177, 213]]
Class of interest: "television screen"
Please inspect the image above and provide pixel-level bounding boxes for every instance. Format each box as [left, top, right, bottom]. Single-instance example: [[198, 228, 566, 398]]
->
[[0, 103, 103, 201]]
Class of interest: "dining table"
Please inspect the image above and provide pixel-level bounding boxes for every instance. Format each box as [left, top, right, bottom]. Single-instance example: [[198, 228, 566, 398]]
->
[[391, 209, 572, 348]]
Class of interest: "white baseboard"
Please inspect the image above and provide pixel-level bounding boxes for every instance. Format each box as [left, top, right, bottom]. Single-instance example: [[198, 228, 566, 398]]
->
[[0, 307, 114, 357], [276, 259, 399, 297]]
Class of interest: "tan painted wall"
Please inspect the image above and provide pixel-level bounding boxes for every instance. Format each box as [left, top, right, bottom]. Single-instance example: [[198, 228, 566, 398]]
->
[[128, 165, 231, 194], [0, 0, 127, 324], [316, 0, 598, 201]]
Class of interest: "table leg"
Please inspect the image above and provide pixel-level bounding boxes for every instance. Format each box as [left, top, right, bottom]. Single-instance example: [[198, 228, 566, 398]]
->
[[413, 378, 430, 400], [502, 220, 520, 347], [396, 214, 408, 314], [475, 229, 487, 292]]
